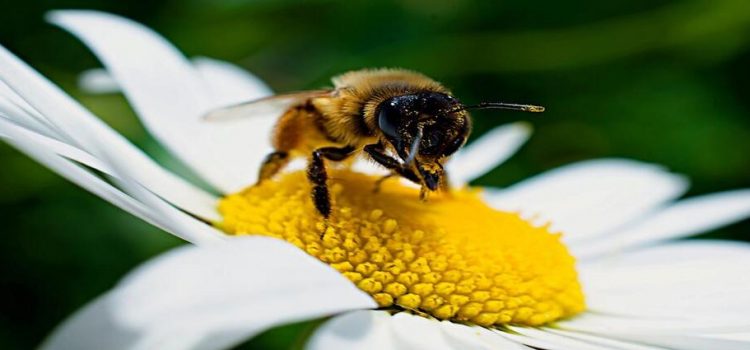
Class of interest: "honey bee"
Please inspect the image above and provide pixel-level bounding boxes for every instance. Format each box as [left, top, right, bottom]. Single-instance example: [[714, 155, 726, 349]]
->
[[206, 68, 544, 218]]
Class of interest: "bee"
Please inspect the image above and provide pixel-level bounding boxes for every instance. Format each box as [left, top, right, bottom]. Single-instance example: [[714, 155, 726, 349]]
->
[[206, 68, 544, 218]]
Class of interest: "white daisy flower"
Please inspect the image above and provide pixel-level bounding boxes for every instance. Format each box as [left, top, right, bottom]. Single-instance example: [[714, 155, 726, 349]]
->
[[2, 10, 750, 350]]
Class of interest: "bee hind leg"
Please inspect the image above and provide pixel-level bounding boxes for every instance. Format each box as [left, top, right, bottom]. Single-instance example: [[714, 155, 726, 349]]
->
[[308, 146, 355, 218]]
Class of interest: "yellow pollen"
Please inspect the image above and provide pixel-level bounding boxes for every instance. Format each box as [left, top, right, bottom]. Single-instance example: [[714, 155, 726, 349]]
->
[[218, 170, 585, 326]]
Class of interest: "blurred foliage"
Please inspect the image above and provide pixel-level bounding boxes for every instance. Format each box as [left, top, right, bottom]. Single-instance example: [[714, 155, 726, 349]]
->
[[1, 0, 750, 348]]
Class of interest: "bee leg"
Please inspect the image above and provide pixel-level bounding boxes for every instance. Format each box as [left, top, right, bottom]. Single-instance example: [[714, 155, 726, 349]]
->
[[257, 151, 289, 183], [439, 173, 453, 197], [373, 173, 396, 193], [364, 143, 421, 186], [419, 186, 430, 201], [308, 146, 355, 218]]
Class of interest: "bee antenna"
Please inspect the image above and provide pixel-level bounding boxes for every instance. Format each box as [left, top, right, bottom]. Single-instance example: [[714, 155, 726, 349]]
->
[[448, 102, 545, 114], [405, 125, 424, 165]]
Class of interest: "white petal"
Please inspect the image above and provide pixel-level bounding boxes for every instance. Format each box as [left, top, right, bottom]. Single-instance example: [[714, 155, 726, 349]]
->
[[558, 313, 750, 337], [559, 240, 750, 350], [192, 57, 272, 106], [389, 313, 455, 350], [505, 326, 624, 350], [560, 327, 750, 350], [45, 236, 375, 350], [484, 159, 688, 242], [0, 44, 220, 221], [0, 117, 110, 173], [78, 68, 120, 94], [574, 190, 750, 259], [542, 326, 748, 350], [0, 129, 168, 232], [49, 10, 276, 193], [0, 98, 56, 140], [541, 328, 666, 350], [306, 311, 396, 350], [446, 122, 531, 185], [620, 335, 749, 350], [1, 109, 223, 244], [709, 333, 750, 341], [79, 57, 272, 106], [576, 240, 750, 325], [493, 328, 586, 350], [40, 293, 139, 350], [439, 322, 531, 349], [116, 236, 374, 350], [309, 311, 530, 350], [0, 81, 64, 140], [96, 144, 225, 244]]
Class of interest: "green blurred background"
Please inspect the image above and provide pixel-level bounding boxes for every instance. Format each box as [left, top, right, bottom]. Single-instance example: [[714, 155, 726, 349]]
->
[[1, 0, 749, 348]]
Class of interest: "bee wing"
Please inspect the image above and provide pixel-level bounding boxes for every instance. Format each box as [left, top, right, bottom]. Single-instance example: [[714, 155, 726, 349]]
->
[[203, 90, 333, 122]]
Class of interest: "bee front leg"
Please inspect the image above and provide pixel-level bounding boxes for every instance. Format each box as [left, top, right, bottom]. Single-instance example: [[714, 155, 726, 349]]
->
[[364, 143, 421, 188], [439, 172, 452, 196], [308, 146, 355, 218], [419, 186, 430, 201], [373, 173, 395, 193]]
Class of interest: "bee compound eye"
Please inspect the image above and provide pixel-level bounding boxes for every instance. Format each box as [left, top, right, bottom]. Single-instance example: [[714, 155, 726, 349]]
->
[[377, 103, 402, 137]]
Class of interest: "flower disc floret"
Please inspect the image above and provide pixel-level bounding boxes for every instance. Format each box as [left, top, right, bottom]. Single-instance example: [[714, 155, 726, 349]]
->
[[219, 170, 584, 326]]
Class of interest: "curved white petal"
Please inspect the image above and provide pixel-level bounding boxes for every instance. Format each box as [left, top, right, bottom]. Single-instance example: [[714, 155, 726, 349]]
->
[[484, 159, 688, 242], [576, 240, 750, 324], [1, 107, 223, 244], [709, 333, 750, 341], [96, 143, 226, 244], [574, 190, 750, 259], [388, 313, 456, 350], [615, 334, 749, 350], [78, 68, 120, 94], [0, 44, 220, 221], [446, 122, 532, 185], [44, 236, 375, 350], [493, 327, 588, 350], [523, 326, 748, 350], [556, 240, 750, 350], [40, 293, 140, 350], [309, 311, 530, 350], [0, 98, 56, 140], [0, 81, 65, 140], [0, 117, 110, 174], [540, 328, 665, 350], [191, 57, 271, 107], [306, 311, 396, 350], [553, 318, 749, 350], [49, 10, 275, 193], [438, 322, 531, 349], [80, 57, 270, 107], [506, 326, 626, 350], [0, 128, 169, 232], [3, 112, 221, 243]]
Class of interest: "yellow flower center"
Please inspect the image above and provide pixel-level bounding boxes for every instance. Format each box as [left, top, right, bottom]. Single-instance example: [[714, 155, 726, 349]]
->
[[218, 169, 585, 326]]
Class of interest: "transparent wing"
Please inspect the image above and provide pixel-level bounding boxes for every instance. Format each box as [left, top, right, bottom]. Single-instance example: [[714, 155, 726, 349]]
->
[[203, 90, 333, 122]]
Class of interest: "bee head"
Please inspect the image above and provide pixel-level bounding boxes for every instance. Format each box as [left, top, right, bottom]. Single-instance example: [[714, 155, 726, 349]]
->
[[377, 92, 471, 167], [376, 91, 543, 191]]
